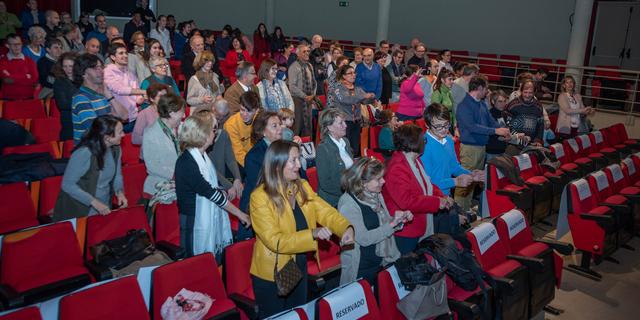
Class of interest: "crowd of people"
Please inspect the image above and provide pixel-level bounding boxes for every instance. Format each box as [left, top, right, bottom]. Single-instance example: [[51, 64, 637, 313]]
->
[[0, 1, 597, 317]]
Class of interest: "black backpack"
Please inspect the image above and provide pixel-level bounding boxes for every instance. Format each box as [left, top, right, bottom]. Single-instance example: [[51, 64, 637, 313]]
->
[[394, 252, 440, 291]]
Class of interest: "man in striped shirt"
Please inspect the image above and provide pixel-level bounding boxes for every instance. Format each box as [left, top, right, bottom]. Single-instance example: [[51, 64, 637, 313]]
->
[[71, 53, 111, 144]]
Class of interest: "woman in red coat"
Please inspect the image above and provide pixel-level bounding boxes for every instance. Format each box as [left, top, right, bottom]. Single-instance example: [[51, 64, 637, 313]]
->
[[252, 23, 270, 69], [382, 123, 452, 254], [221, 36, 253, 84]]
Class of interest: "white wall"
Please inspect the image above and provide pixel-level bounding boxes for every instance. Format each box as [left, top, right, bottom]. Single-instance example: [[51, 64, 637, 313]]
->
[[157, 0, 576, 59]]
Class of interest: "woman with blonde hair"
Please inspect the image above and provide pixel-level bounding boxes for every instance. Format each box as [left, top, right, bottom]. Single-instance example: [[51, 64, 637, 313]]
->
[[174, 110, 250, 260], [187, 50, 223, 113], [556, 75, 594, 138], [250, 140, 354, 318], [338, 157, 410, 285]]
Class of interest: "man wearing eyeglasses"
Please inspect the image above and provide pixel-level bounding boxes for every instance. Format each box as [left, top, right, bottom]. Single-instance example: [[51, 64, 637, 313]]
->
[[0, 33, 38, 100]]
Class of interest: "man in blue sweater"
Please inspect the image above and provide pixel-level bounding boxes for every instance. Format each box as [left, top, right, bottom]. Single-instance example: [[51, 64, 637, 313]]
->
[[355, 48, 382, 99], [454, 76, 510, 211]]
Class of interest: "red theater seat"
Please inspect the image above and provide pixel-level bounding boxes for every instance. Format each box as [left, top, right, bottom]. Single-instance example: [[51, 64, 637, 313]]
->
[[317, 279, 380, 320], [151, 253, 239, 319], [0, 182, 39, 235], [59, 276, 149, 320], [224, 238, 257, 319]]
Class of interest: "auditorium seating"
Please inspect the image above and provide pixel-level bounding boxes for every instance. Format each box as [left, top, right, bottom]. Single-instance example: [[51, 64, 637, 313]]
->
[[0, 182, 39, 235], [575, 134, 608, 170], [512, 153, 553, 224], [223, 238, 258, 319], [120, 133, 141, 166], [153, 202, 180, 246], [565, 178, 618, 280], [562, 138, 595, 175], [59, 276, 150, 320], [317, 279, 380, 320], [548, 142, 582, 179], [0, 100, 46, 120], [0, 221, 92, 309], [306, 167, 318, 192], [0, 306, 42, 320], [485, 162, 534, 219], [29, 118, 61, 143], [467, 222, 530, 319], [151, 253, 239, 319], [120, 163, 147, 206], [37, 175, 62, 218]]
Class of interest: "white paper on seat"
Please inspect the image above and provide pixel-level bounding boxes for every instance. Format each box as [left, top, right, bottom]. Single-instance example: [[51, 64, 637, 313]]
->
[[137, 266, 159, 310], [591, 171, 609, 192], [578, 135, 591, 149], [496, 168, 504, 179], [593, 131, 603, 144], [502, 209, 527, 239], [470, 223, 499, 255], [325, 281, 369, 320], [609, 165, 624, 183], [623, 158, 636, 176], [552, 144, 565, 159], [567, 139, 580, 153], [386, 265, 411, 300], [514, 154, 532, 171], [574, 179, 592, 201]]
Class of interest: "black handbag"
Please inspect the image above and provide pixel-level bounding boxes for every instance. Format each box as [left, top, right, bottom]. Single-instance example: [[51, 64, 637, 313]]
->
[[90, 229, 155, 270], [274, 239, 303, 296]]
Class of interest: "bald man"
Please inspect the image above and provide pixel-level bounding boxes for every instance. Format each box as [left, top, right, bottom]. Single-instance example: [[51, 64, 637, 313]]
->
[[84, 38, 102, 59]]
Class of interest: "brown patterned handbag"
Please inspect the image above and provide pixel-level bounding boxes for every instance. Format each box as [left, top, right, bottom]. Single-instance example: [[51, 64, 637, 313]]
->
[[274, 239, 303, 296]]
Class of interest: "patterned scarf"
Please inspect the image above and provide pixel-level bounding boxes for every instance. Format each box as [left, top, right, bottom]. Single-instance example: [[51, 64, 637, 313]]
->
[[157, 118, 179, 155], [261, 79, 286, 112], [298, 59, 316, 96], [196, 70, 218, 94]]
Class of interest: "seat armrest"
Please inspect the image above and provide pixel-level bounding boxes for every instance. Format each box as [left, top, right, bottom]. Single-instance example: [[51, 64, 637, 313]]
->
[[507, 254, 545, 272], [599, 202, 632, 216], [448, 299, 481, 319], [84, 260, 113, 281], [497, 188, 524, 197], [536, 239, 574, 255], [492, 276, 515, 294], [545, 174, 566, 184], [156, 241, 186, 260], [622, 193, 640, 201], [580, 213, 615, 231], [228, 293, 258, 320], [0, 284, 24, 309]]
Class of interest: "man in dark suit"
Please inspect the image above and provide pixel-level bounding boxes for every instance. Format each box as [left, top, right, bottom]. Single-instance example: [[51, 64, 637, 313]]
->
[[224, 61, 259, 114]]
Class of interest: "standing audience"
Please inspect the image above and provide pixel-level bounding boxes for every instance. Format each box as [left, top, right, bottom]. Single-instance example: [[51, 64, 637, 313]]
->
[[288, 44, 317, 136], [257, 58, 294, 112], [223, 61, 259, 113], [316, 109, 354, 207], [52, 51, 78, 140], [187, 50, 223, 113]]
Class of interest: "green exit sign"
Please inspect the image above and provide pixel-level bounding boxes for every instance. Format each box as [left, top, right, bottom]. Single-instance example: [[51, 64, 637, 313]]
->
[[339, 1, 349, 7]]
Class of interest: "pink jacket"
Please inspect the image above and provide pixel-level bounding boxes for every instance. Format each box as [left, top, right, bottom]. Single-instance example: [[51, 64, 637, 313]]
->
[[397, 74, 425, 117], [104, 64, 139, 122]]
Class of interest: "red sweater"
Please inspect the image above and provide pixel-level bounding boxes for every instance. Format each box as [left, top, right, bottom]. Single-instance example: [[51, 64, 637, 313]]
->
[[0, 55, 38, 100], [382, 151, 443, 238], [221, 50, 253, 83]]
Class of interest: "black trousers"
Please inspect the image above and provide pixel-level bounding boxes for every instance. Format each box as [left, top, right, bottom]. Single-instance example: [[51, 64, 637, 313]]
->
[[252, 254, 308, 318], [345, 120, 361, 157]]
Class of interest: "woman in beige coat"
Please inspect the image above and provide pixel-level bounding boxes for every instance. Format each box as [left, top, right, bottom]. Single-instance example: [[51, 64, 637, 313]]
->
[[556, 75, 594, 138]]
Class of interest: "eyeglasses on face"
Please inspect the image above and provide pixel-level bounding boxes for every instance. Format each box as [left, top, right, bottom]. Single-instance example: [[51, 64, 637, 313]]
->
[[431, 122, 450, 131]]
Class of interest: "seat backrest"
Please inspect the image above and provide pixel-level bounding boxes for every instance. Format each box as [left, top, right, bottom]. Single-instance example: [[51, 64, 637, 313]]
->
[[601, 125, 621, 146], [38, 175, 63, 217], [589, 131, 606, 152], [120, 133, 141, 166], [376, 265, 411, 319], [613, 123, 630, 142], [121, 163, 147, 205], [154, 202, 180, 246], [0, 306, 43, 320], [30, 118, 62, 143], [317, 279, 381, 320], [567, 178, 598, 214], [576, 135, 593, 157], [499, 54, 520, 67], [1, 222, 85, 293], [603, 164, 627, 194], [467, 222, 507, 271], [85, 206, 153, 260], [61, 140, 74, 158], [369, 125, 382, 150], [306, 167, 318, 192], [1, 99, 46, 120], [586, 170, 614, 202], [512, 153, 540, 180], [59, 276, 150, 320], [621, 157, 639, 184], [152, 253, 229, 319], [562, 138, 581, 160], [549, 143, 570, 165], [0, 182, 38, 234], [494, 209, 534, 255], [224, 238, 256, 299], [1, 142, 58, 158]]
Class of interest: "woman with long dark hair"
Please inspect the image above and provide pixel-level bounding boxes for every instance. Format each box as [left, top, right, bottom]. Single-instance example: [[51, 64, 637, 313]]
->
[[270, 26, 285, 55], [221, 36, 253, 83], [149, 15, 173, 57], [54, 115, 127, 221], [253, 23, 270, 67], [52, 51, 78, 141], [250, 140, 353, 318]]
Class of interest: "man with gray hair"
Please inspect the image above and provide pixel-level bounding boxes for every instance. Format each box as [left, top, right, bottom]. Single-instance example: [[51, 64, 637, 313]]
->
[[288, 43, 316, 136], [451, 63, 480, 115], [208, 98, 244, 202], [311, 34, 323, 49], [223, 61, 259, 114]]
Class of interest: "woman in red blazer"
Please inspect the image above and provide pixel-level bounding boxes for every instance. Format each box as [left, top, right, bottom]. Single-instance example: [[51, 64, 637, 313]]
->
[[382, 123, 452, 254], [222, 36, 253, 83]]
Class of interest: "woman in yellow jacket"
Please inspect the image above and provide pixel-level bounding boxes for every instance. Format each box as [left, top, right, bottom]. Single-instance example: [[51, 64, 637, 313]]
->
[[249, 140, 354, 318]]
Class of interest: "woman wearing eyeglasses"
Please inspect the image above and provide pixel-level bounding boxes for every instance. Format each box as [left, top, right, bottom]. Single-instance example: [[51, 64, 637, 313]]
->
[[187, 50, 224, 114], [328, 64, 375, 156], [256, 58, 294, 112], [140, 55, 180, 97]]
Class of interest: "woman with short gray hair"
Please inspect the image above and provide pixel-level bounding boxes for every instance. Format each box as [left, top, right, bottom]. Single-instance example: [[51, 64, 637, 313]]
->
[[338, 157, 410, 285], [23, 25, 46, 62]]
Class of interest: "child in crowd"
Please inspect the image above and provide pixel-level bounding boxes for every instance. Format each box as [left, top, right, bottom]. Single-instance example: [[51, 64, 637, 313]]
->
[[377, 109, 401, 152], [278, 108, 301, 143]]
